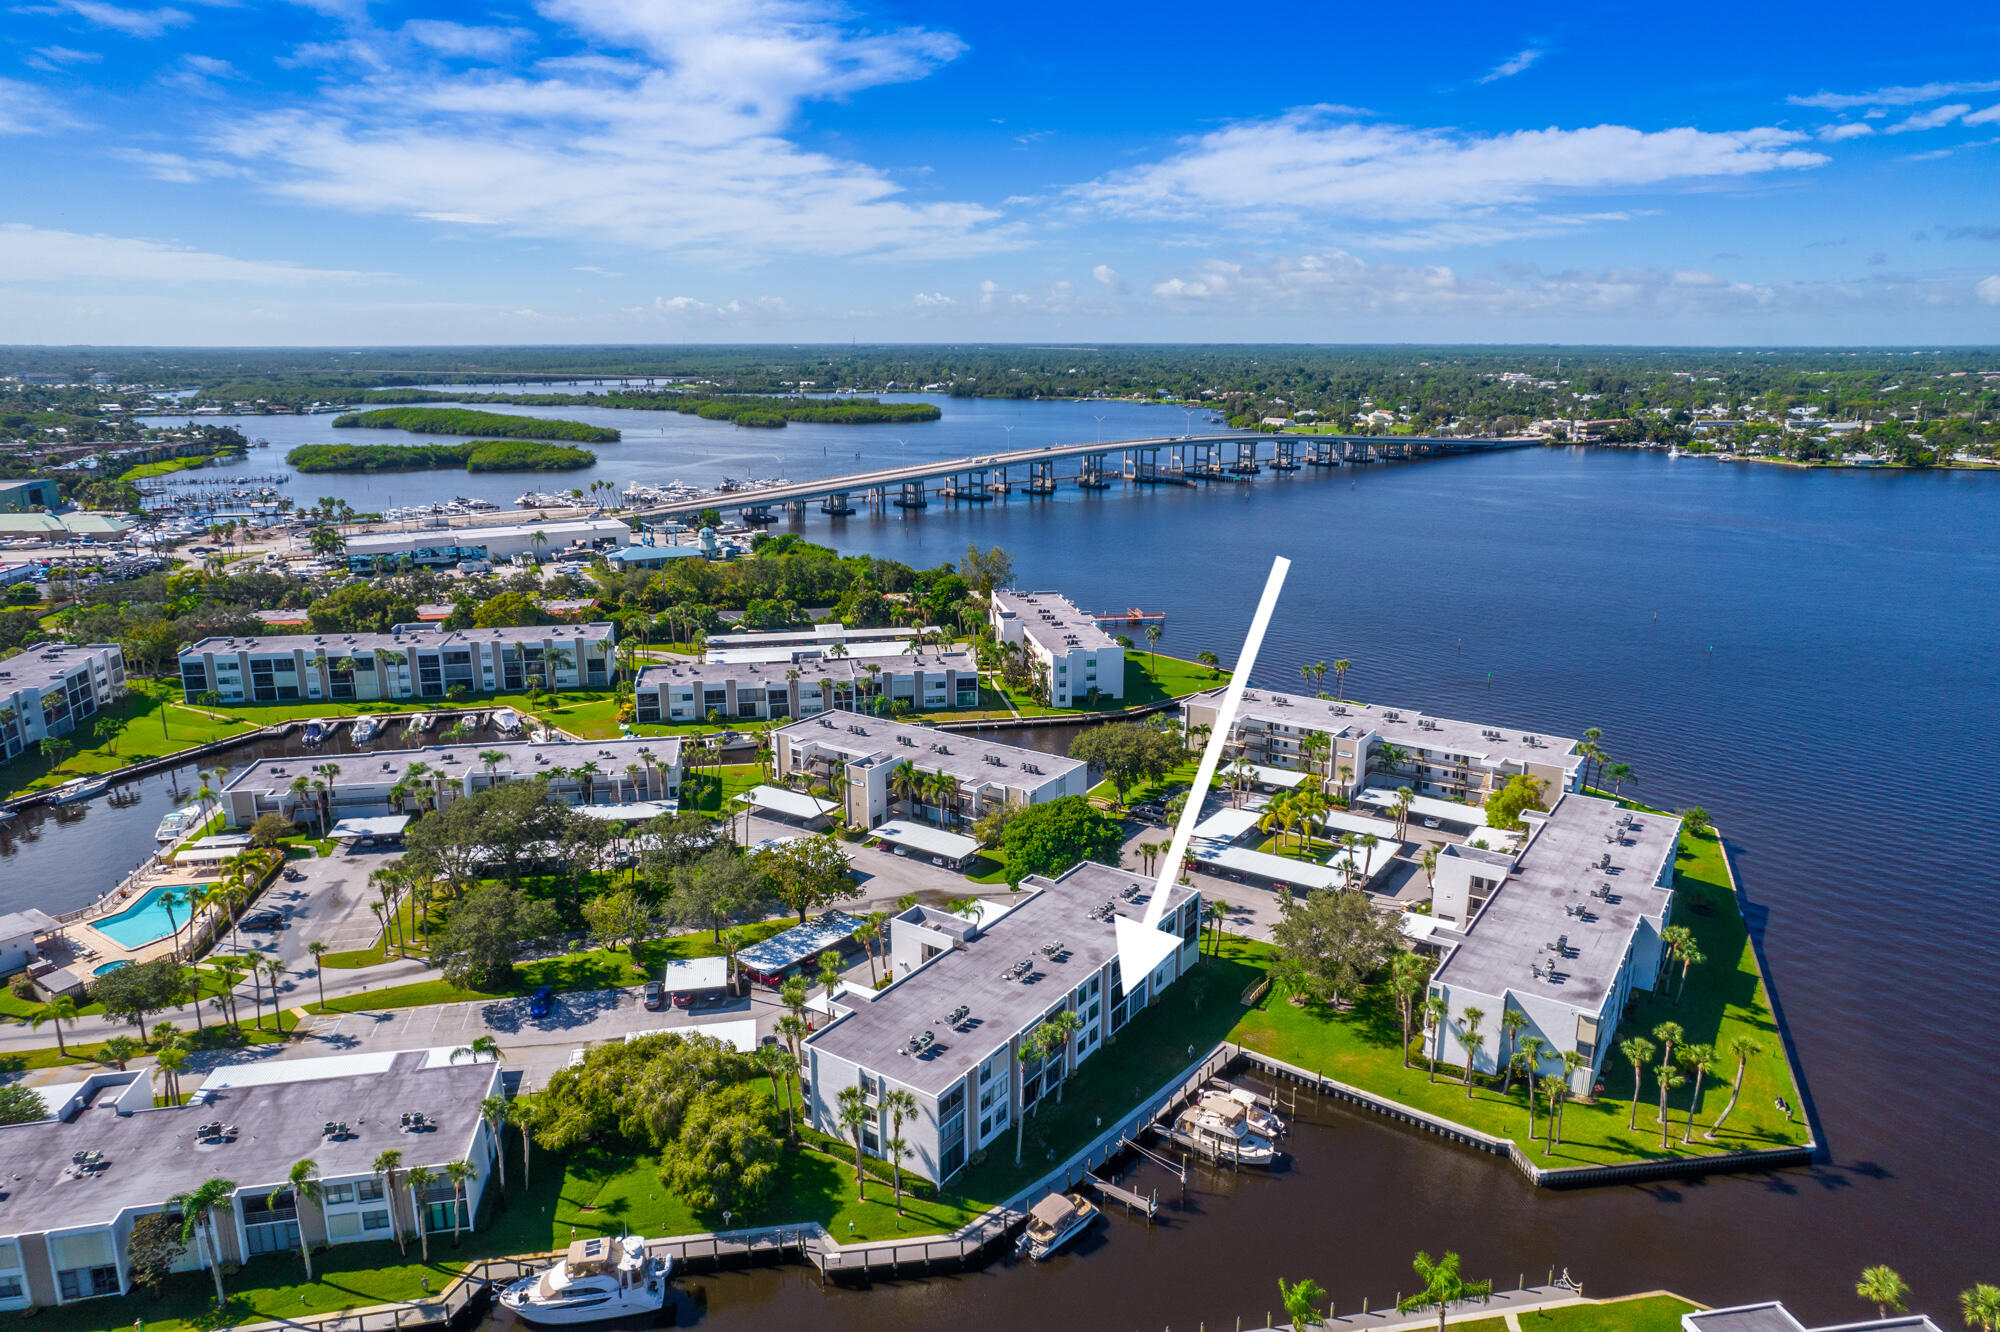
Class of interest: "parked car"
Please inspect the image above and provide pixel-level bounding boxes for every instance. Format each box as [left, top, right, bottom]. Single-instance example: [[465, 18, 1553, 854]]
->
[[643, 980, 665, 1010], [527, 986, 554, 1019], [241, 911, 285, 931], [1422, 817, 1441, 829]]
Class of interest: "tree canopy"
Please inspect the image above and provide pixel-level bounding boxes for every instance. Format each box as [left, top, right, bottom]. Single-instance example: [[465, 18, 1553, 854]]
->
[[1271, 888, 1403, 1008], [1069, 721, 1183, 804], [1000, 795, 1124, 886]]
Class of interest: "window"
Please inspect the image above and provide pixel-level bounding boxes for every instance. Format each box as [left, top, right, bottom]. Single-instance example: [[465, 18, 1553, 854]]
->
[[57, 1267, 119, 1300], [322, 1181, 355, 1205], [0, 1276, 23, 1300], [362, 1210, 391, 1231]]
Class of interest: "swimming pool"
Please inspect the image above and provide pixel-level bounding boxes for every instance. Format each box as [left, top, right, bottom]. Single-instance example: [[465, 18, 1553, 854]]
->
[[93, 960, 130, 975], [87, 884, 209, 950]]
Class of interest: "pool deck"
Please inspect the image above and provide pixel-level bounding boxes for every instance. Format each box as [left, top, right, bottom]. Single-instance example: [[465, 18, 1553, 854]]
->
[[61, 864, 229, 972]]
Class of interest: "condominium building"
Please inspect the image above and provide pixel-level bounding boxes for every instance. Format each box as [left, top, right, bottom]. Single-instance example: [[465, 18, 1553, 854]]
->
[[216, 737, 682, 829], [702, 623, 939, 664], [177, 623, 617, 704], [340, 517, 634, 570], [0, 1052, 500, 1312], [634, 651, 978, 725], [1180, 687, 1583, 806], [0, 643, 127, 762], [1683, 1304, 1941, 1332], [772, 710, 1088, 831], [804, 862, 1202, 1183], [989, 589, 1124, 707], [1425, 792, 1682, 1095]]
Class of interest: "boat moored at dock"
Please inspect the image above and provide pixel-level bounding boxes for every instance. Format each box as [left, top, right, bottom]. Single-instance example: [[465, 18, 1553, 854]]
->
[[499, 1235, 670, 1325], [1165, 1092, 1282, 1167], [1017, 1192, 1099, 1260]]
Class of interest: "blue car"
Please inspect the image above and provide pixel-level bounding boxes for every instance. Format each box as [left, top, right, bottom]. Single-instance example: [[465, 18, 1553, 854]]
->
[[527, 986, 554, 1019]]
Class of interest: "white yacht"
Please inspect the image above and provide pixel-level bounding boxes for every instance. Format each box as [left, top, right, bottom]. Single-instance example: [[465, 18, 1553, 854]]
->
[[498, 1235, 670, 1325], [154, 804, 204, 844], [491, 707, 523, 736], [48, 776, 110, 805], [1017, 1192, 1098, 1261], [350, 715, 381, 745], [1172, 1092, 1281, 1166], [1207, 1078, 1287, 1138]]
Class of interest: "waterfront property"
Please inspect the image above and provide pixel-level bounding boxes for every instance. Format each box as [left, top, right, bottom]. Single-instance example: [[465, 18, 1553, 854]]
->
[[634, 651, 978, 725], [177, 623, 617, 704], [0, 642, 128, 762], [989, 589, 1125, 707], [215, 736, 682, 828], [340, 517, 634, 570], [1686, 1305, 1941, 1332], [803, 861, 1202, 1183], [771, 709, 1088, 831], [0, 1050, 501, 1312], [1181, 686, 1584, 805], [702, 623, 939, 664], [1425, 792, 1681, 1095]]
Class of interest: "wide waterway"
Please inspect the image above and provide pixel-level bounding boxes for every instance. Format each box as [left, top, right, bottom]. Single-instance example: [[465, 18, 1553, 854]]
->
[[10, 411, 1997, 1323]]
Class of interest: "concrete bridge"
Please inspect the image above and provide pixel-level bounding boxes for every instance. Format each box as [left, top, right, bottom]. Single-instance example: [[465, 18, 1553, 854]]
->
[[634, 431, 1530, 524]]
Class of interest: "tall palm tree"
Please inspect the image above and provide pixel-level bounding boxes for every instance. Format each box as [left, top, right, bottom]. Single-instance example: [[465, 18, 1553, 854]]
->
[[373, 1149, 406, 1254], [1496, 1008, 1529, 1092], [286, 1159, 321, 1281], [480, 1095, 512, 1194], [836, 1085, 873, 1201], [1389, 953, 1427, 1068], [1393, 786, 1415, 839], [880, 1088, 918, 1213], [445, 1160, 475, 1237], [1654, 1064, 1686, 1150], [1703, 1035, 1765, 1139], [1040, 1008, 1084, 1104], [172, 1177, 239, 1308], [1677, 1043, 1716, 1141], [1331, 659, 1352, 701], [1620, 1036, 1656, 1129], [1857, 1267, 1911, 1321], [1457, 1006, 1486, 1092], [30, 994, 79, 1055], [406, 1166, 436, 1261], [1421, 995, 1447, 1081], [306, 940, 330, 1008], [1397, 1250, 1491, 1332], [260, 955, 287, 1024]]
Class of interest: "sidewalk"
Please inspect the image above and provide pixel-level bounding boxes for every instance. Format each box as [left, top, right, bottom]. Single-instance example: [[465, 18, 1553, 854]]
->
[[1248, 1283, 1589, 1332]]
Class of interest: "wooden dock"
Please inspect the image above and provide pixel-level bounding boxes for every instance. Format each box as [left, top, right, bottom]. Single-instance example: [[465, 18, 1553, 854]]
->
[[1083, 1170, 1160, 1219]]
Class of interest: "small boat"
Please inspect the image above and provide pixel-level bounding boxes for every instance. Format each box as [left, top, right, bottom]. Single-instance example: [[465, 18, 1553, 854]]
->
[[491, 708, 523, 736], [350, 715, 381, 745], [1207, 1077, 1287, 1137], [301, 718, 332, 747], [154, 804, 204, 843], [1172, 1093, 1281, 1166], [499, 1235, 670, 1325], [49, 776, 111, 805], [1016, 1192, 1099, 1261]]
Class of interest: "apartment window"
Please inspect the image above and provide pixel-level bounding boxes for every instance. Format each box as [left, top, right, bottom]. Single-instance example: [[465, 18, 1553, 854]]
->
[[0, 1276, 23, 1300], [322, 1182, 355, 1205], [939, 1083, 965, 1118], [357, 1179, 384, 1202], [361, 1210, 391, 1231], [57, 1267, 119, 1300]]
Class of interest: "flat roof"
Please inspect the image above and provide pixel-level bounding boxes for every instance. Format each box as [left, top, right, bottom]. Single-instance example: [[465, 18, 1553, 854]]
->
[[992, 588, 1120, 654], [707, 624, 930, 647], [661, 957, 728, 990], [1191, 806, 1263, 841], [0, 907, 59, 939], [222, 736, 682, 799], [736, 911, 865, 973], [330, 814, 410, 838], [0, 643, 118, 697], [638, 650, 973, 691], [1360, 787, 1490, 826], [736, 785, 838, 820], [1188, 686, 1584, 778], [1434, 793, 1680, 1011], [1242, 762, 1309, 788], [869, 820, 981, 860], [705, 640, 922, 664], [573, 800, 677, 821], [1318, 808, 1403, 840], [777, 710, 1084, 792], [1683, 1308, 1808, 1332], [0, 1052, 496, 1238], [184, 622, 615, 658], [807, 862, 1196, 1097]]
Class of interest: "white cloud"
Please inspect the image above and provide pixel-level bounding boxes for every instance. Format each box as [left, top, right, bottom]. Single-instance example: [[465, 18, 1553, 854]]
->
[[1884, 104, 1968, 133], [911, 291, 954, 307], [626, 293, 790, 319], [0, 78, 82, 134], [1978, 275, 2000, 305], [51, 0, 191, 38], [1818, 122, 1873, 141], [1075, 108, 1825, 244], [401, 20, 531, 59], [201, 2, 1008, 262], [0, 223, 383, 284], [1092, 263, 1125, 293], [111, 148, 245, 182], [1789, 80, 2000, 110], [28, 45, 102, 69], [1478, 48, 1544, 84], [1964, 103, 2000, 127], [571, 265, 621, 277]]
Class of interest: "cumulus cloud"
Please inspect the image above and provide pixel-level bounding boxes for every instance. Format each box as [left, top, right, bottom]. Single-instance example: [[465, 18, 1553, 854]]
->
[[1884, 104, 1969, 133], [1789, 80, 2000, 110], [1092, 263, 1125, 293], [0, 223, 382, 284], [1819, 122, 1873, 141], [1073, 108, 1825, 244], [1478, 48, 1544, 83], [0, 78, 82, 134], [197, 0, 1008, 262], [911, 291, 955, 307]]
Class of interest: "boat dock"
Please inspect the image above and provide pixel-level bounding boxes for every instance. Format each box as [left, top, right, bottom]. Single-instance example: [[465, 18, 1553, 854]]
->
[[623, 1211, 1024, 1286], [1089, 607, 1166, 624], [1083, 1168, 1161, 1219]]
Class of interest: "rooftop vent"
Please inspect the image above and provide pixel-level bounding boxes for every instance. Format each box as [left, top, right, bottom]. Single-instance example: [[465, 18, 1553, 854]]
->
[[1597, 852, 1612, 870], [1592, 882, 1611, 899]]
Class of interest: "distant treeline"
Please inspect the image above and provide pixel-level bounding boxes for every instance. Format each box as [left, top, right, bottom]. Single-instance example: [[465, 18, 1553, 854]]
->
[[362, 389, 941, 426], [332, 406, 620, 442], [287, 441, 595, 473]]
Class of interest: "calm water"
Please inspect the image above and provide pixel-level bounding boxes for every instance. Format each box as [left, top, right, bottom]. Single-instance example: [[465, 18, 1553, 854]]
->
[[16, 430, 1998, 1322]]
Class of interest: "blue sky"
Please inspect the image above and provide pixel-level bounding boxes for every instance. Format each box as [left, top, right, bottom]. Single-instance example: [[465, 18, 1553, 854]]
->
[[3, 0, 1999, 345]]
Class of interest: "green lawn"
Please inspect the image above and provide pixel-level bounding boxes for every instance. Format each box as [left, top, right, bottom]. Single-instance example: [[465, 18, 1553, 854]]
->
[[0, 679, 257, 797], [684, 762, 765, 813], [309, 921, 791, 1013], [320, 893, 438, 969], [1525, 1296, 1701, 1332], [1227, 823, 1809, 1170], [993, 652, 1220, 719], [0, 1007, 297, 1076], [531, 695, 626, 739]]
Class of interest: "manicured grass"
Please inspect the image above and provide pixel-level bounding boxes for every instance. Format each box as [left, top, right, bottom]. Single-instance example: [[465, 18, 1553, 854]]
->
[[320, 894, 438, 969], [117, 452, 226, 482], [1091, 757, 1200, 809], [1226, 823, 1809, 1169], [1120, 651, 1224, 706], [309, 922, 791, 1013], [1524, 1296, 1701, 1332], [0, 678, 257, 797], [684, 762, 765, 813], [965, 850, 1011, 884], [531, 695, 626, 739], [0, 1009, 297, 1075]]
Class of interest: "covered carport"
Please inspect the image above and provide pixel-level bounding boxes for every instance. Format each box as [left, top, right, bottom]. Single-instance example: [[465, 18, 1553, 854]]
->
[[734, 784, 838, 831], [1358, 788, 1487, 831], [329, 814, 411, 847], [866, 819, 981, 870]]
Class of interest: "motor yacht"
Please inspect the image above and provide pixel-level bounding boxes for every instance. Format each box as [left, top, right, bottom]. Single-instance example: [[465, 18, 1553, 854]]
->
[[1017, 1192, 1098, 1261], [491, 708, 523, 736], [350, 715, 381, 745], [1172, 1092, 1281, 1166], [498, 1235, 670, 1325], [1207, 1077, 1288, 1138], [154, 804, 204, 843], [48, 776, 110, 805]]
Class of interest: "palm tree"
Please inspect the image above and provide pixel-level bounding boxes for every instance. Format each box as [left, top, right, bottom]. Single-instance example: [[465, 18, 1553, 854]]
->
[[31, 994, 79, 1055], [836, 1085, 873, 1201], [817, 950, 844, 1007], [1960, 1284, 2000, 1332], [1389, 953, 1427, 1068], [374, 1149, 406, 1254], [1196, 649, 1220, 676], [173, 1177, 239, 1308], [406, 1166, 436, 1261], [306, 940, 330, 1008], [1673, 939, 1706, 1004], [1331, 659, 1352, 701], [889, 760, 924, 816], [158, 887, 186, 962], [287, 1159, 322, 1281], [260, 955, 287, 1025], [1497, 1008, 1529, 1092], [100, 1034, 142, 1070], [1421, 995, 1447, 1080], [446, 1160, 475, 1238], [1144, 621, 1162, 672], [1281, 1276, 1329, 1330], [1512, 1035, 1546, 1135], [1620, 1036, 1656, 1129], [1678, 1043, 1716, 1141], [1704, 1035, 1766, 1140], [1397, 1250, 1491, 1332], [1204, 898, 1228, 956], [1040, 1008, 1084, 1103], [1393, 786, 1415, 839], [1858, 1267, 1911, 1321], [453, 1034, 504, 1065], [479, 1094, 513, 1194], [881, 1088, 918, 1213], [1457, 1006, 1486, 1091], [1654, 1064, 1686, 1149]]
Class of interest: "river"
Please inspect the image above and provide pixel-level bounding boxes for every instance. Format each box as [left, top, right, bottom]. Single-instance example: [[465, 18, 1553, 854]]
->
[[13, 413, 1998, 1323]]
